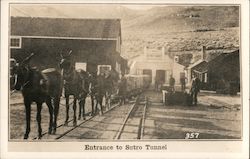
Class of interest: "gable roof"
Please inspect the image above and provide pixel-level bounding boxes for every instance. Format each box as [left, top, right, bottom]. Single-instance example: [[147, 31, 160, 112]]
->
[[11, 17, 121, 39], [188, 59, 207, 69], [191, 61, 208, 73]]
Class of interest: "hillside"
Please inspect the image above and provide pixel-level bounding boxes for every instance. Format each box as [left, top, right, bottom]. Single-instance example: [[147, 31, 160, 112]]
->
[[121, 6, 239, 62], [123, 6, 239, 31], [11, 5, 240, 63]]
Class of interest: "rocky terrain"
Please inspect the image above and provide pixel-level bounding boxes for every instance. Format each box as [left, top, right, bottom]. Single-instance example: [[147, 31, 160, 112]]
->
[[120, 6, 239, 61], [11, 5, 240, 63]]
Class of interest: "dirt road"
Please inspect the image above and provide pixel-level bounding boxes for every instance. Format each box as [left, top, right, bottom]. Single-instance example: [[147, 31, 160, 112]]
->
[[143, 91, 241, 139]]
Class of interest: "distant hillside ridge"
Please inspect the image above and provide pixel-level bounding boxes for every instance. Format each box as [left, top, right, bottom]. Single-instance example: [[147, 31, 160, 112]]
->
[[123, 6, 239, 32], [11, 5, 239, 32], [10, 5, 239, 61]]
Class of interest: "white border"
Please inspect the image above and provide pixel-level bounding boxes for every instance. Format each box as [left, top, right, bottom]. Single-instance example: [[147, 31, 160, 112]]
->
[[1, 0, 249, 159]]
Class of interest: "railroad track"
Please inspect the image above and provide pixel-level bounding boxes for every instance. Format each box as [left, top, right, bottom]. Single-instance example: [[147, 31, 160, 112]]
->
[[115, 95, 148, 140], [32, 94, 148, 140], [32, 102, 120, 140]]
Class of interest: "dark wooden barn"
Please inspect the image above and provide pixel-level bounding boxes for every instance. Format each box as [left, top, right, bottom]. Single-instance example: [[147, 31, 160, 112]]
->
[[207, 50, 240, 94], [10, 17, 127, 75]]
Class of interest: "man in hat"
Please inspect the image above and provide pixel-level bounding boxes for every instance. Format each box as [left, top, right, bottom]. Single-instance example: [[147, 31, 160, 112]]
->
[[190, 74, 201, 106]]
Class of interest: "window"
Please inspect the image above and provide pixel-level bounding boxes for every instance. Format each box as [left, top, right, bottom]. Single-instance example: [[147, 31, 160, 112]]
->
[[204, 73, 208, 83], [97, 65, 111, 75], [75, 62, 87, 71], [10, 37, 22, 48]]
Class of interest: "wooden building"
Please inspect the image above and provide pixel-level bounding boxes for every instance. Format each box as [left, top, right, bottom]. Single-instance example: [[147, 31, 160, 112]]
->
[[207, 49, 240, 94], [10, 17, 126, 75], [187, 47, 240, 93]]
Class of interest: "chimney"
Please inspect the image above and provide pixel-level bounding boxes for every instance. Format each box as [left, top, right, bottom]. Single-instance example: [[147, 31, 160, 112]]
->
[[201, 46, 206, 60], [161, 46, 165, 58], [144, 46, 147, 57]]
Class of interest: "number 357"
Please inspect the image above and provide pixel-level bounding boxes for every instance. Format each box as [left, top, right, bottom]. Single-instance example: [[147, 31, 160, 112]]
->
[[185, 132, 199, 139]]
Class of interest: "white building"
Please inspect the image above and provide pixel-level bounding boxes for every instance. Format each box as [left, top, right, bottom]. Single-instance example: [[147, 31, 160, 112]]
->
[[129, 47, 185, 86]]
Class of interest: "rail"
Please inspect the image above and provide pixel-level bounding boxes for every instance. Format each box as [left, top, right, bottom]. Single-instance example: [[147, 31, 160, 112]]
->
[[140, 97, 148, 139], [115, 95, 148, 140]]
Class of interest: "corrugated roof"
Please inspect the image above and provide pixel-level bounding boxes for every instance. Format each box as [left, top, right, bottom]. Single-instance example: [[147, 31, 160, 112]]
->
[[11, 17, 121, 39]]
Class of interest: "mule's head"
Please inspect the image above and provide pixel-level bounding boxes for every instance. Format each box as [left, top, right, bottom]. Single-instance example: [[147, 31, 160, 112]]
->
[[13, 53, 34, 91], [59, 50, 73, 71]]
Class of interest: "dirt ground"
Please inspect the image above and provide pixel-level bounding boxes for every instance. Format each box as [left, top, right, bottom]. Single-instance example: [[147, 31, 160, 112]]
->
[[9, 90, 241, 140], [143, 90, 241, 139], [9, 91, 95, 140]]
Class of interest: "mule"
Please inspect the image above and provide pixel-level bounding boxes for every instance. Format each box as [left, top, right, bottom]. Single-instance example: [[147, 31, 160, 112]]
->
[[86, 73, 106, 115], [103, 73, 113, 110], [13, 53, 62, 139], [60, 51, 89, 126], [88, 73, 97, 116], [91, 73, 105, 115]]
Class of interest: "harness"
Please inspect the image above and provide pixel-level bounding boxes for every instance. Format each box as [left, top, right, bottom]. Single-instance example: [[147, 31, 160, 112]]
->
[[62, 69, 77, 84], [18, 67, 33, 89], [17, 67, 47, 93]]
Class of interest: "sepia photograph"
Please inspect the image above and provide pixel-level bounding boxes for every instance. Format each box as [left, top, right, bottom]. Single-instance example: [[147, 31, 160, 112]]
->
[[1, 0, 249, 158], [8, 3, 242, 141]]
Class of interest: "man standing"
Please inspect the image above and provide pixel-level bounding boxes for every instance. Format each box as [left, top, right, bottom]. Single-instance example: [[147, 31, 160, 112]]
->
[[169, 75, 175, 92], [118, 74, 127, 105], [104, 71, 113, 110], [190, 75, 201, 106], [180, 76, 186, 92], [88, 73, 96, 116]]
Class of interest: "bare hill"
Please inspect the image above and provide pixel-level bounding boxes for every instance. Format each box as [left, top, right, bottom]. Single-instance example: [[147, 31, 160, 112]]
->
[[123, 6, 239, 32], [11, 5, 240, 63], [121, 6, 239, 62]]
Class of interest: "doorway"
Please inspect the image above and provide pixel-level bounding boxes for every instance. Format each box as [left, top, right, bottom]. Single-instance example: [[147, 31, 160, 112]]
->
[[143, 69, 152, 84], [156, 70, 166, 84]]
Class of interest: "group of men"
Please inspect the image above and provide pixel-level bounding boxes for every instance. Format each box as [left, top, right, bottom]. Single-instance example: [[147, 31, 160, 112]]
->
[[168, 74, 201, 106]]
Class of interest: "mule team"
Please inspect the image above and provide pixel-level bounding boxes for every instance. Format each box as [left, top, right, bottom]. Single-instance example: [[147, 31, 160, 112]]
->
[[13, 52, 126, 139], [60, 51, 121, 126], [13, 52, 200, 139]]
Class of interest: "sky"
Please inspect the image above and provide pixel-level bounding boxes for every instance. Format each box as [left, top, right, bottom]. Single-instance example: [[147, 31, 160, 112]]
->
[[123, 5, 154, 10], [10, 4, 156, 18]]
